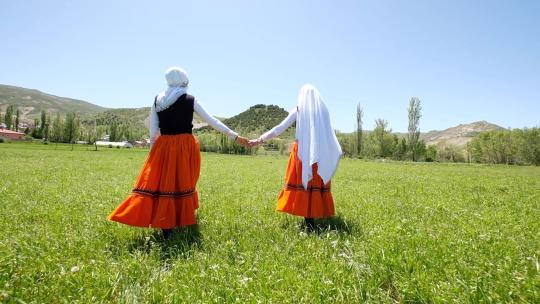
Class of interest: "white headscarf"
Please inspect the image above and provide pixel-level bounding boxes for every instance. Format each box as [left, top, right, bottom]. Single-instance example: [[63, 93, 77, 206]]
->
[[155, 67, 189, 112], [296, 84, 342, 189]]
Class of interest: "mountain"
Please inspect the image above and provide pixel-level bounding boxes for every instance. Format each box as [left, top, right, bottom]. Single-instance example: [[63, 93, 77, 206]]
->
[[195, 104, 294, 138], [0, 84, 106, 121], [421, 121, 504, 147]]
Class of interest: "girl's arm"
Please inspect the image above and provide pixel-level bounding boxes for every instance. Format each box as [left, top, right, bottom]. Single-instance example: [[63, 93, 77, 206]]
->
[[258, 109, 297, 142], [194, 99, 238, 140], [149, 104, 160, 146]]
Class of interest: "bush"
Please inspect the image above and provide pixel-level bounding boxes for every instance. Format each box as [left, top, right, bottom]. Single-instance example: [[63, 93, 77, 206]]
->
[[0, 138, 4, 143]]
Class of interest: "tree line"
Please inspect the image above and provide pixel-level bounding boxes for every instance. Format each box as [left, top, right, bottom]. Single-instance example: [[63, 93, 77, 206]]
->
[[337, 97, 433, 161], [1, 105, 21, 132], [467, 128, 540, 165], [337, 97, 538, 165], [0, 107, 144, 148], [2, 103, 538, 165]]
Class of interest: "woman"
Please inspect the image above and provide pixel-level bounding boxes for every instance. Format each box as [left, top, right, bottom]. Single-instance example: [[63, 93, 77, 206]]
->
[[108, 67, 248, 237], [250, 84, 342, 230]]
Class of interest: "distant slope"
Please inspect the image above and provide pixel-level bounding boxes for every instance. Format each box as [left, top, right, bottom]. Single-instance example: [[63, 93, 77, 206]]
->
[[0, 84, 106, 121], [195, 104, 294, 138], [0, 84, 207, 134], [81, 107, 207, 138], [421, 121, 504, 146], [80, 107, 151, 131]]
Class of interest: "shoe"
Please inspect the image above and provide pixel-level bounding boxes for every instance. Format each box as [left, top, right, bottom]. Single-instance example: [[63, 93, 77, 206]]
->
[[162, 229, 173, 239], [304, 218, 315, 232]]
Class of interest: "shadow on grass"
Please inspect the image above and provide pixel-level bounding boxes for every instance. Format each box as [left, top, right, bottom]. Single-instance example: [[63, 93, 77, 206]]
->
[[279, 214, 357, 235], [127, 224, 203, 261], [314, 215, 356, 235]]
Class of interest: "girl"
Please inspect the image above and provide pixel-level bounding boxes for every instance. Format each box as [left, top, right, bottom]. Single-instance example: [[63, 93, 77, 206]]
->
[[108, 67, 248, 237], [250, 84, 342, 229]]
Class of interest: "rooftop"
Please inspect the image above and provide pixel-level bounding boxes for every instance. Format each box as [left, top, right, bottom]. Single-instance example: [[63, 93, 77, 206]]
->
[[0, 129, 25, 135]]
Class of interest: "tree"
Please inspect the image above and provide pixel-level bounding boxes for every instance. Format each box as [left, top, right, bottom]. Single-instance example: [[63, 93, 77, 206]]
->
[[356, 103, 363, 157], [373, 119, 390, 157], [109, 119, 119, 142], [40, 110, 46, 131], [51, 113, 64, 146], [436, 142, 465, 163], [394, 137, 408, 160], [407, 97, 422, 161], [336, 131, 355, 157], [15, 109, 20, 132], [64, 112, 79, 149], [415, 140, 427, 160], [38, 110, 48, 138], [42, 115, 50, 141], [5, 105, 14, 130], [31, 118, 41, 138], [89, 118, 99, 150], [426, 145, 437, 162]]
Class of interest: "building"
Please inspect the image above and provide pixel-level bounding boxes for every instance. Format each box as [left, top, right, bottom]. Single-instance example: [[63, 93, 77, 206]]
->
[[95, 141, 133, 148], [0, 129, 25, 140], [132, 139, 149, 147]]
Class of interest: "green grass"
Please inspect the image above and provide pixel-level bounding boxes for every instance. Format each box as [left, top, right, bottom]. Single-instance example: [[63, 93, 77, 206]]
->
[[0, 142, 539, 303]]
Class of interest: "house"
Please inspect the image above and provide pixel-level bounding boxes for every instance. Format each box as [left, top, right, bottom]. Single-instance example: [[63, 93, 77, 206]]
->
[[132, 139, 149, 147], [0, 129, 25, 140], [95, 141, 133, 148]]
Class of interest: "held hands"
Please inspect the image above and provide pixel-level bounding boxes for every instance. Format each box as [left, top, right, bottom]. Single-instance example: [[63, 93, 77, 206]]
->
[[234, 135, 263, 148], [234, 136, 250, 147], [248, 138, 263, 148]]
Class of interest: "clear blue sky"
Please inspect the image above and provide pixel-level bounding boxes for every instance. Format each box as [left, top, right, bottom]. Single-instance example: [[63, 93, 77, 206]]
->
[[1, 0, 539, 132]]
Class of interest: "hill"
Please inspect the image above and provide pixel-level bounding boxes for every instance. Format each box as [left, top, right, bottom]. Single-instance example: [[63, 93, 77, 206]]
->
[[0, 84, 106, 121], [196, 104, 294, 138], [0, 84, 206, 137], [421, 121, 504, 147], [80, 107, 208, 139]]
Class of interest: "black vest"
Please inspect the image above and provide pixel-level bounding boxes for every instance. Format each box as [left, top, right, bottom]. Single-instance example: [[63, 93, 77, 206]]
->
[[156, 94, 194, 135]]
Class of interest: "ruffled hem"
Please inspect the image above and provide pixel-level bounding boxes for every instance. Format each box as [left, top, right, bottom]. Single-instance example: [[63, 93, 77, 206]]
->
[[108, 191, 199, 228], [277, 187, 335, 218]]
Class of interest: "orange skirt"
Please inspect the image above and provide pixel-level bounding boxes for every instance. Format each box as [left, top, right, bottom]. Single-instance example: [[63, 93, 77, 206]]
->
[[108, 134, 201, 228], [276, 142, 335, 218]]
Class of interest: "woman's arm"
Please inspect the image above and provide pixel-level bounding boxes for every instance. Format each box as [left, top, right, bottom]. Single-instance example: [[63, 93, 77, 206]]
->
[[194, 99, 239, 140], [149, 104, 160, 146], [258, 109, 297, 142]]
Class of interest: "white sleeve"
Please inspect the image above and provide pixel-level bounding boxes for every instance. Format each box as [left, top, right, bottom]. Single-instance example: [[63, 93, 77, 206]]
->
[[149, 103, 160, 146], [259, 109, 297, 142], [194, 99, 238, 140]]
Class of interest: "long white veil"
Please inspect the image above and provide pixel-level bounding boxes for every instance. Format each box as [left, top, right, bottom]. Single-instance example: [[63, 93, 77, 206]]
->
[[295, 84, 342, 189]]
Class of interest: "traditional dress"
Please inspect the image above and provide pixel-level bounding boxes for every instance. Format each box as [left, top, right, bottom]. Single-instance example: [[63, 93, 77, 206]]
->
[[108, 67, 238, 229], [259, 84, 342, 219]]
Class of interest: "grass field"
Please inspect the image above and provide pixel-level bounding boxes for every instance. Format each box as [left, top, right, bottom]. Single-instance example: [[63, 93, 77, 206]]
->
[[0, 142, 539, 303]]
